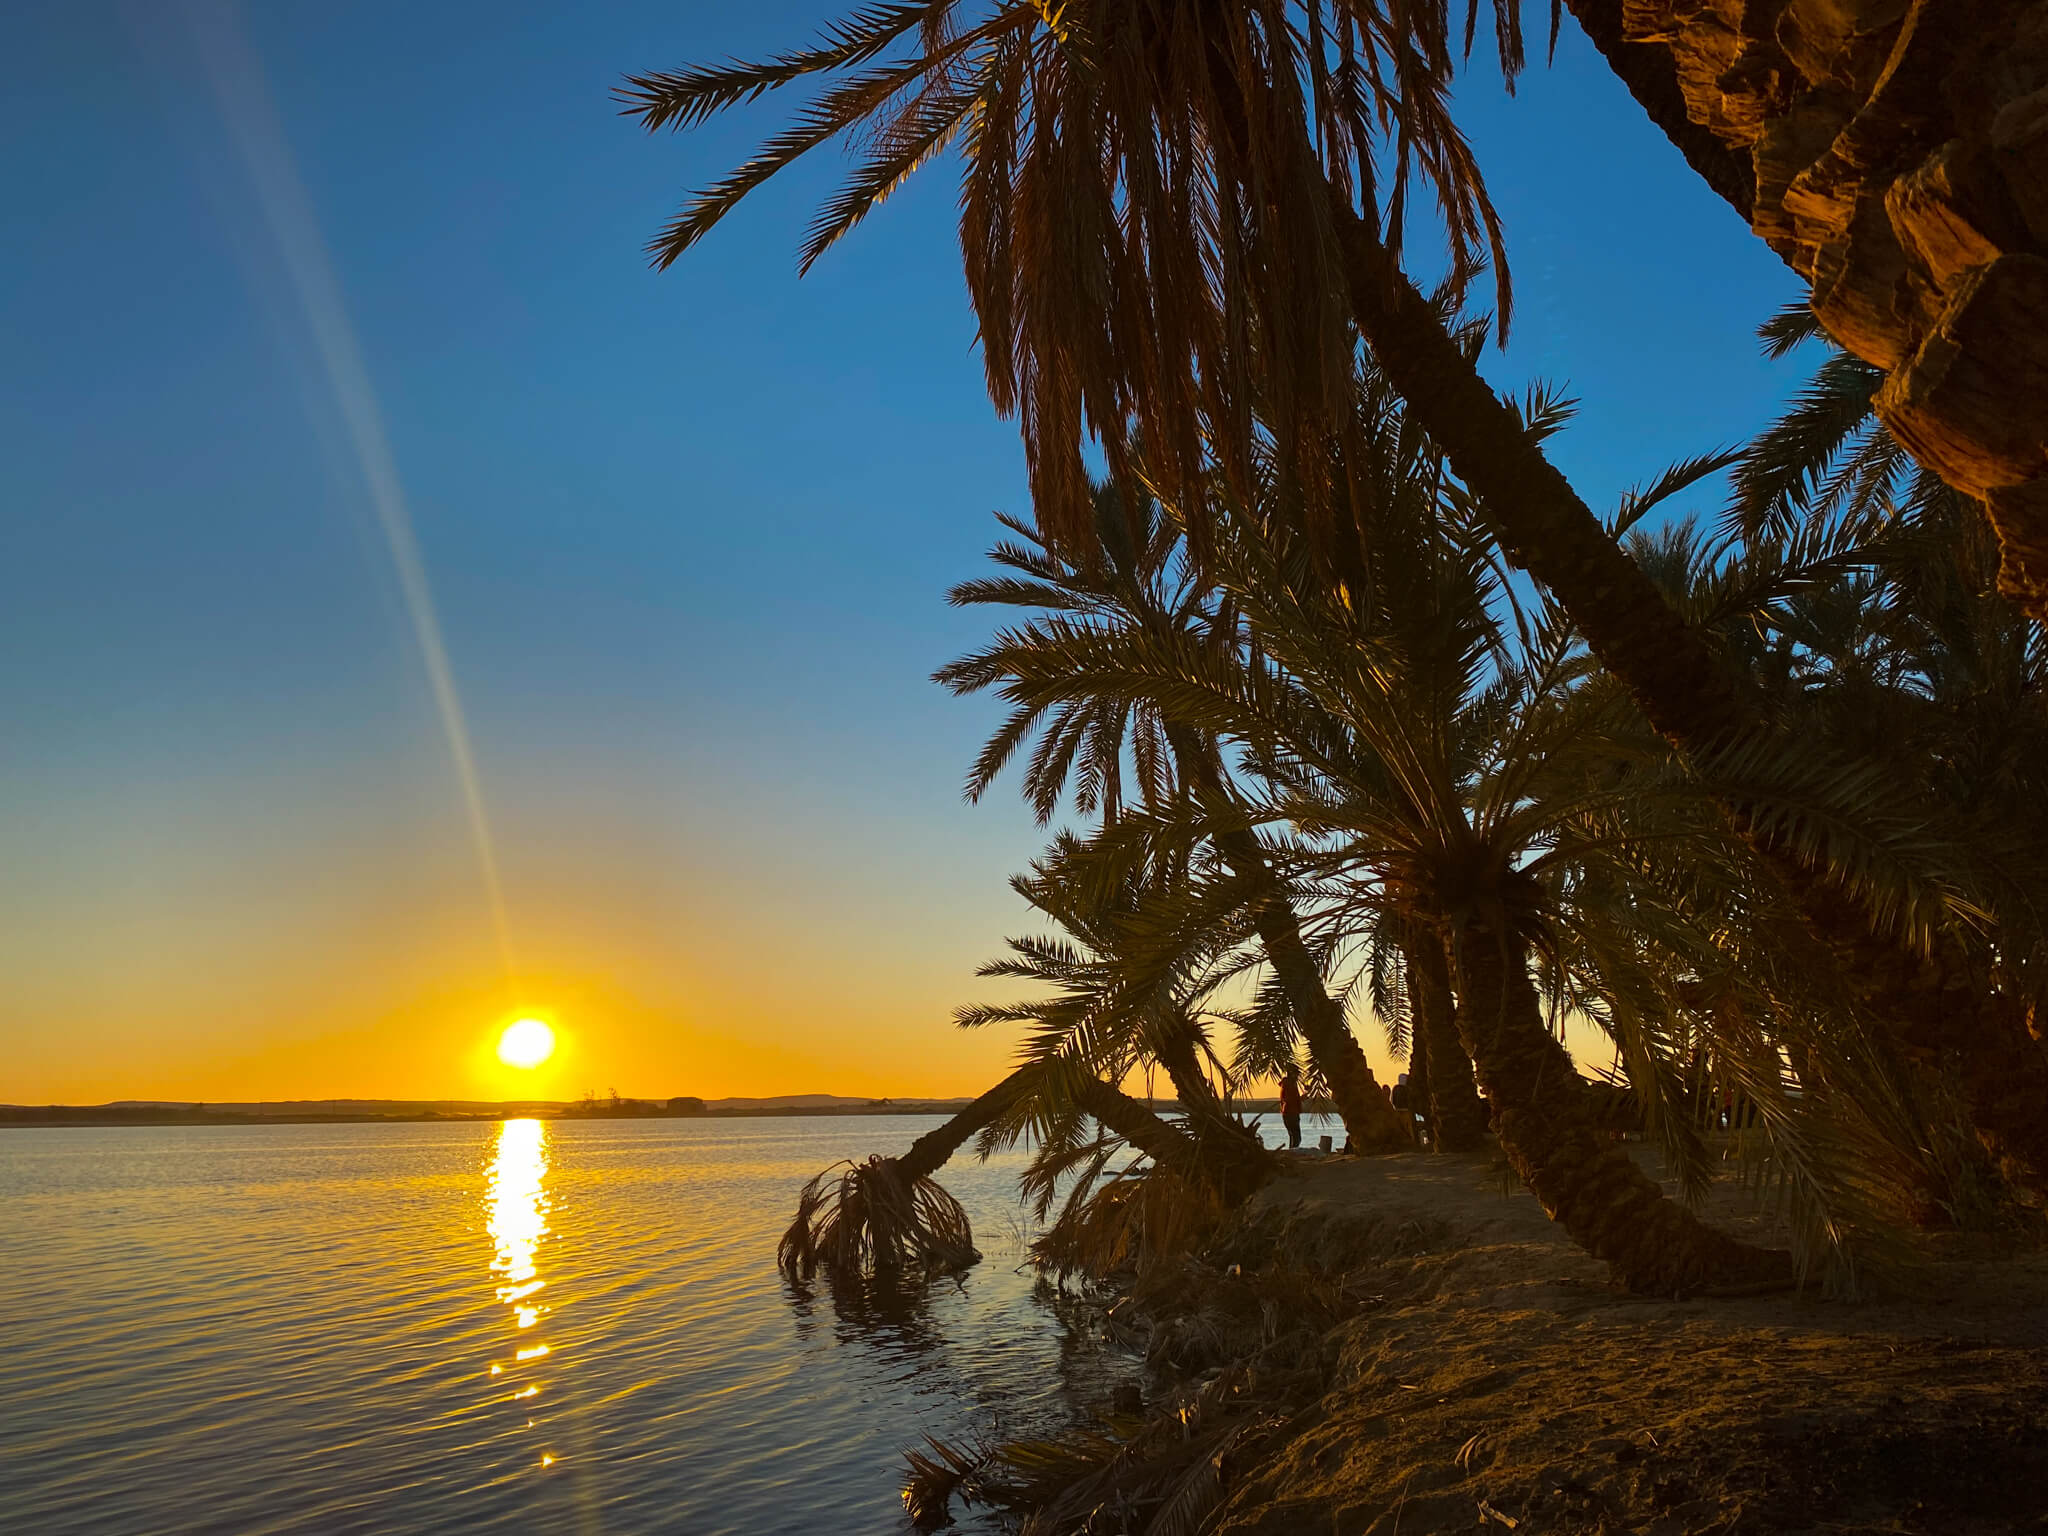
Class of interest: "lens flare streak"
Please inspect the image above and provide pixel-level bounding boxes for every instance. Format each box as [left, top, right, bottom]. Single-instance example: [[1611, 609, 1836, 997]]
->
[[184, 6, 518, 986]]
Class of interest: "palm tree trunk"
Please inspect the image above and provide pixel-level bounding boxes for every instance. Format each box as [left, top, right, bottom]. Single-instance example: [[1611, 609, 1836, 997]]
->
[[1405, 922, 1490, 1153], [1234, 874, 1413, 1152], [782, 1065, 1266, 1281], [1151, 1020, 1270, 1156], [1151, 1021, 1218, 1115], [1446, 914, 1793, 1295], [1073, 1073, 1271, 1203], [1331, 204, 1755, 749], [1328, 202, 2048, 1202], [1405, 993, 1431, 1139], [780, 1068, 1039, 1280], [897, 1067, 1035, 1182], [1166, 725, 1413, 1151], [905, 1065, 1261, 1192], [1073, 1074, 1200, 1166]]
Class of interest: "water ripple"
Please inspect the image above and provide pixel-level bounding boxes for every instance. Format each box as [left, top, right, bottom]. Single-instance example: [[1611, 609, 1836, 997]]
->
[[0, 1117, 1130, 1534]]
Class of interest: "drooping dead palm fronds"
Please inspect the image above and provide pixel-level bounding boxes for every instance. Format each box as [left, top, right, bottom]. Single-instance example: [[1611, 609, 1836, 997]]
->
[[777, 1065, 1035, 1281], [1030, 1157, 1234, 1284], [901, 1431, 1001, 1533], [779, 1045, 1272, 1285], [778, 1155, 980, 1281]]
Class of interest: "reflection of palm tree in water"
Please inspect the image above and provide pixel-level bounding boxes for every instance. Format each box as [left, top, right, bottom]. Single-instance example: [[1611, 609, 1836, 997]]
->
[[819, 1269, 952, 1362], [785, 1218, 1128, 1454]]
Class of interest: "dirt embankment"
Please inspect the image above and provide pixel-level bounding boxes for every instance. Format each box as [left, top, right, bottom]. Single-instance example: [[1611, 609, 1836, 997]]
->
[[1207, 1153, 2048, 1535]]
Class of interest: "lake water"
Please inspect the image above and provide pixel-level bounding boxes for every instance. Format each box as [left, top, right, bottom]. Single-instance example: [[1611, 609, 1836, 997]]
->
[[0, 1115, 1160, 1535]]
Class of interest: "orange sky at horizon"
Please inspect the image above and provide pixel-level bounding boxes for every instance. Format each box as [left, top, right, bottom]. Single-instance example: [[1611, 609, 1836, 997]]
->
[[2, 715, 1048, 1104], [4, 784, 1425, 1107], [7, 925, 1429, 1108], [3, 829, 1041, 1106], [11, 962, 1019, 1108]]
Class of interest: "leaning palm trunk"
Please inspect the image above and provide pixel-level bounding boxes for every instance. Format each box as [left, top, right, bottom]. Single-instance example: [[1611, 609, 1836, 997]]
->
[[1328, 203, 2048, 1201], [777, 1066, 1268, 1282], [777, 1068, 1032, 1281], [1152, 1022, 1213, 1111], [1232, 863, 1414, 1153], [1405, 922, 1490, 1153], [1150, 1021, 1271, 1171], [1446, 916, 1794, 1296], [1074, 1073, 1273, 1206], [1169, 727, 1413, 1151], [1072, 1072, 1201, 1167], [1150, 1018, 1239, 1135], [1035, 1076, 1274, 1280]]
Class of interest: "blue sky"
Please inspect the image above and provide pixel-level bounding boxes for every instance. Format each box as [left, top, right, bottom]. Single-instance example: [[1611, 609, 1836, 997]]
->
[[0, 2, 1805, 1102]]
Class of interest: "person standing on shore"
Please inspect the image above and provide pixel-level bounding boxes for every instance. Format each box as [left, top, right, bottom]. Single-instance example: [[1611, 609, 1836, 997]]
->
[[1279, 1069, 1303, 1151]]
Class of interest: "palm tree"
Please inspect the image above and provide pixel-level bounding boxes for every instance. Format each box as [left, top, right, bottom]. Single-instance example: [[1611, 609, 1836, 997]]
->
[[612, 4, 1788, 760], [936, 485, 1414, 1148], [778, 1051, 1238, 1282], [617, 6, 2041, 1173], [957, 849, 1283, 1237], [1704, 312, 2048, 1198], [1160, 467, 1795, 1291], [930, 331, 1808, 1287], [961, 835, 1269, 1155], [778, 1066, 1028, 1280]]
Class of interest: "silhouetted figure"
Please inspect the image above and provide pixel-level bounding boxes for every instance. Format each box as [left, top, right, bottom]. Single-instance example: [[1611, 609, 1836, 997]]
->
[[1279, 1069, 1302, 1150]]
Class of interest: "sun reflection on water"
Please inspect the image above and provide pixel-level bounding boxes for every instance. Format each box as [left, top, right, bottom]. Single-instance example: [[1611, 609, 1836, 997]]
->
[[486, 1118, 556, 1467], [488, 1119, 549, 1306]]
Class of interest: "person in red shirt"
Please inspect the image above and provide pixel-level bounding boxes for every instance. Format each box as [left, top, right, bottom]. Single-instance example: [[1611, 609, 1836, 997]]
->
[[1279, 1068, 1303, 1150]]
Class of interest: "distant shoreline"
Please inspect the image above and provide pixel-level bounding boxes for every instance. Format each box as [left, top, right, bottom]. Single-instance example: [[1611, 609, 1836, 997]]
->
[[1, 1095, 1297, 1130], [0, 1101, 978, 1129]]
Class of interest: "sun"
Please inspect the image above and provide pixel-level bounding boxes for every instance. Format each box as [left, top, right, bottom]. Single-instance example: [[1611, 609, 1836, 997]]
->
[[497, 1018, 556, 1070]]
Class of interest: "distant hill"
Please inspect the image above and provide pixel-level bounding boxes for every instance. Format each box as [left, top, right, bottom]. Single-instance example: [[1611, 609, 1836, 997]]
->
[[3, 1094, 973, 1128], [103, 1093, 897, 1114], [105, 1099, 562, 1117]]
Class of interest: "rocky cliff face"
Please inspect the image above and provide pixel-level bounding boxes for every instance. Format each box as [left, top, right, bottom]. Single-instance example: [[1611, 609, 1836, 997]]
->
[[1616, 0, 2048, 616]]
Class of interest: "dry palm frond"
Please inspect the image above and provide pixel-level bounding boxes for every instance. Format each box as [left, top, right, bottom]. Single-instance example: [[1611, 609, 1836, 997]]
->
[[778, 1156, 980, 1281], [1010, 1366, 1292, 1536], [901, 1430, 1001, 1532], [914, 1367, 1295, 1536], [1032, 1159, 1234, 1283]]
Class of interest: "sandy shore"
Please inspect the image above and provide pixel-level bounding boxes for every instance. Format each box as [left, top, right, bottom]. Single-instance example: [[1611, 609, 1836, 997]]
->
[[1196, 1151, 2048, 1534]]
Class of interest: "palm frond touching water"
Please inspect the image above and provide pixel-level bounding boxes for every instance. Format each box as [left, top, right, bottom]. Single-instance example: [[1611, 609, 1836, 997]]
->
[[778, 1157, 980, 1282]]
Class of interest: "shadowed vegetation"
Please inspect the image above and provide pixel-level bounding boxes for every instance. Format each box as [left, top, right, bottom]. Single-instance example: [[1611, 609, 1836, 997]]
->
[[622, 9, 2048, 1529]]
